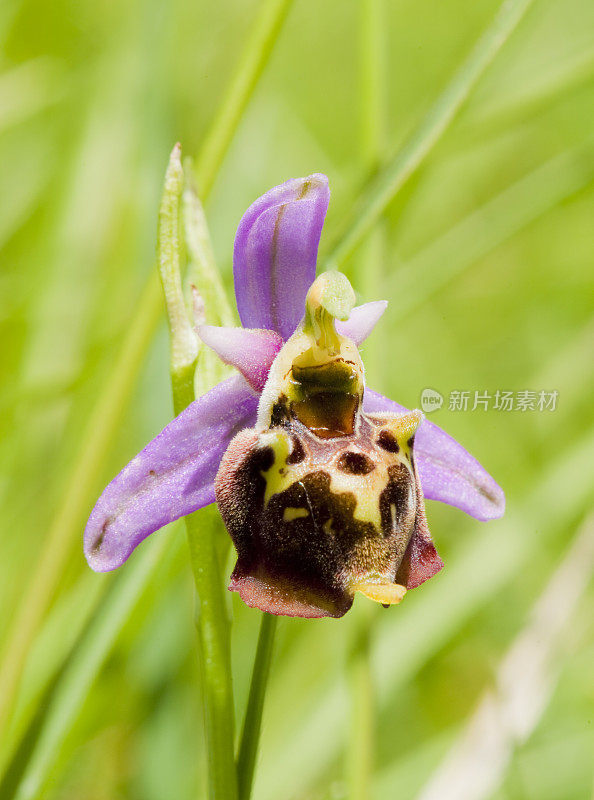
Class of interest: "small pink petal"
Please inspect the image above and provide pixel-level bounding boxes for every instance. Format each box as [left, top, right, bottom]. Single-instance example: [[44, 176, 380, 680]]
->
[[336, 300, 388, 345], [198, 326, 283, 392]]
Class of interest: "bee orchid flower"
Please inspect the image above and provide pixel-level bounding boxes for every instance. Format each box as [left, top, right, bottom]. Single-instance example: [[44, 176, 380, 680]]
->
[[84, 174, 504, 618]]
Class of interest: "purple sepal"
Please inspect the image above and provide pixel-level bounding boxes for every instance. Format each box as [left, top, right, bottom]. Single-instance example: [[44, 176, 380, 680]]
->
[[233, 174, 330, 340], [364, 389, 505, 521], [84, 375, 258, 572], [336, 300, 388, 345], [198, 326, 283, 392]]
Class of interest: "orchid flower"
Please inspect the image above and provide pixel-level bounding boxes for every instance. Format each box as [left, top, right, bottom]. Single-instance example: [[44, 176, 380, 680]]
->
[[85, 173, 504, 618]]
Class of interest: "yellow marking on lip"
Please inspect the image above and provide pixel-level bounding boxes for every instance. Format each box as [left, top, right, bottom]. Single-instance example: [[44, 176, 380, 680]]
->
[[353, 582, 407, 605], [327, 457, 395, 529], [259, 428, 414, 533], [385, 409, 424, 451], [283, 507, 310, 522], [260, 431, 293, 506]]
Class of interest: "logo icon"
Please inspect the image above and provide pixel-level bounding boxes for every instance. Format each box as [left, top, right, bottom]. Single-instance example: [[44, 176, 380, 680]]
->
[[420, 388, 443, 413]]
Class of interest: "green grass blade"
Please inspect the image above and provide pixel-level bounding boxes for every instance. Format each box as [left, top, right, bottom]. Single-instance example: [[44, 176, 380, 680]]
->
[[415, 514, 594, 800], [194, 0, 294, 197], [387, 144, 594, 322], [4, 535, 168, 800], [0, 274, 162, 742], [325, 0, 537, 267]]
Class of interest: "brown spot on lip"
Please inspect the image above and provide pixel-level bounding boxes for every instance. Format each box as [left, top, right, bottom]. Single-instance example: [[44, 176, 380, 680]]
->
[[287, 436, 306, 464], [270, 395, 290, 427], [257, 446, 275, 472], [378, 430, 399, 453], [337, 451, 375, 475]]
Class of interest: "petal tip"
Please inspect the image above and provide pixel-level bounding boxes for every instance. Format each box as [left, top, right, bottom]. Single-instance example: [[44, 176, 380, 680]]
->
[[229, 571, 350, 619], [336, 300, 389, 346], [233, 174, 331, 337], [197, 325, 282, 392], [84, 509, 131, 573], [478, 481, 506, 520], [363, 389, 506, 523], [303, 172, 329, 194]]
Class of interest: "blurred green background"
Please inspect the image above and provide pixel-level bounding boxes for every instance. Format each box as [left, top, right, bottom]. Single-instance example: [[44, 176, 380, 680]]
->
[[1, 0, 593, 798]]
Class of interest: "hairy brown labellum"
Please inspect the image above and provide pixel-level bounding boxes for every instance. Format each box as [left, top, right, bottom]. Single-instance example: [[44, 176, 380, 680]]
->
[[214, 273, 443, 618]]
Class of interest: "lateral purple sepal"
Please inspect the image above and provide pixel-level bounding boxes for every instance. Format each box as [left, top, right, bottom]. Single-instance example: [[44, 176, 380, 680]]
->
[[336, 300, 388, 345], [84, 375, 258, 572], [363, 389, 505, 521], [198, 325, 283, 392], [233, 174, 330, 340]]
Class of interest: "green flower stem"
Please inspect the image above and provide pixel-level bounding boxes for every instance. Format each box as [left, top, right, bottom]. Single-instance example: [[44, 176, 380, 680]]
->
[[237, 613, 278, 800], [0, 0, 293, 740], [185, 509, 238, 800], [159, 152, 237, 800]]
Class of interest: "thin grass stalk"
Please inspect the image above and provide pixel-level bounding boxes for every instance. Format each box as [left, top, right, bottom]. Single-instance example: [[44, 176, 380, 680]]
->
[[159, 147, 236, 800], [348, 2, 386, 798], [385, 144, 594, 322], [236, 613, 278, 800], [324, 0, 537, 267], [0, 0, 294, 740], [3, 536, 169, 800], [195, 0, 294, 197], [347, 606, 375, 800], [415, 513, 594, 800]]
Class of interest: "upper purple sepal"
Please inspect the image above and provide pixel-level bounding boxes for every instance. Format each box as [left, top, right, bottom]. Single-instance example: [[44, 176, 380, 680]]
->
[[364, 389, 505, 521], [85, 375, 258, 572], [233, 174, 330, 341]]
